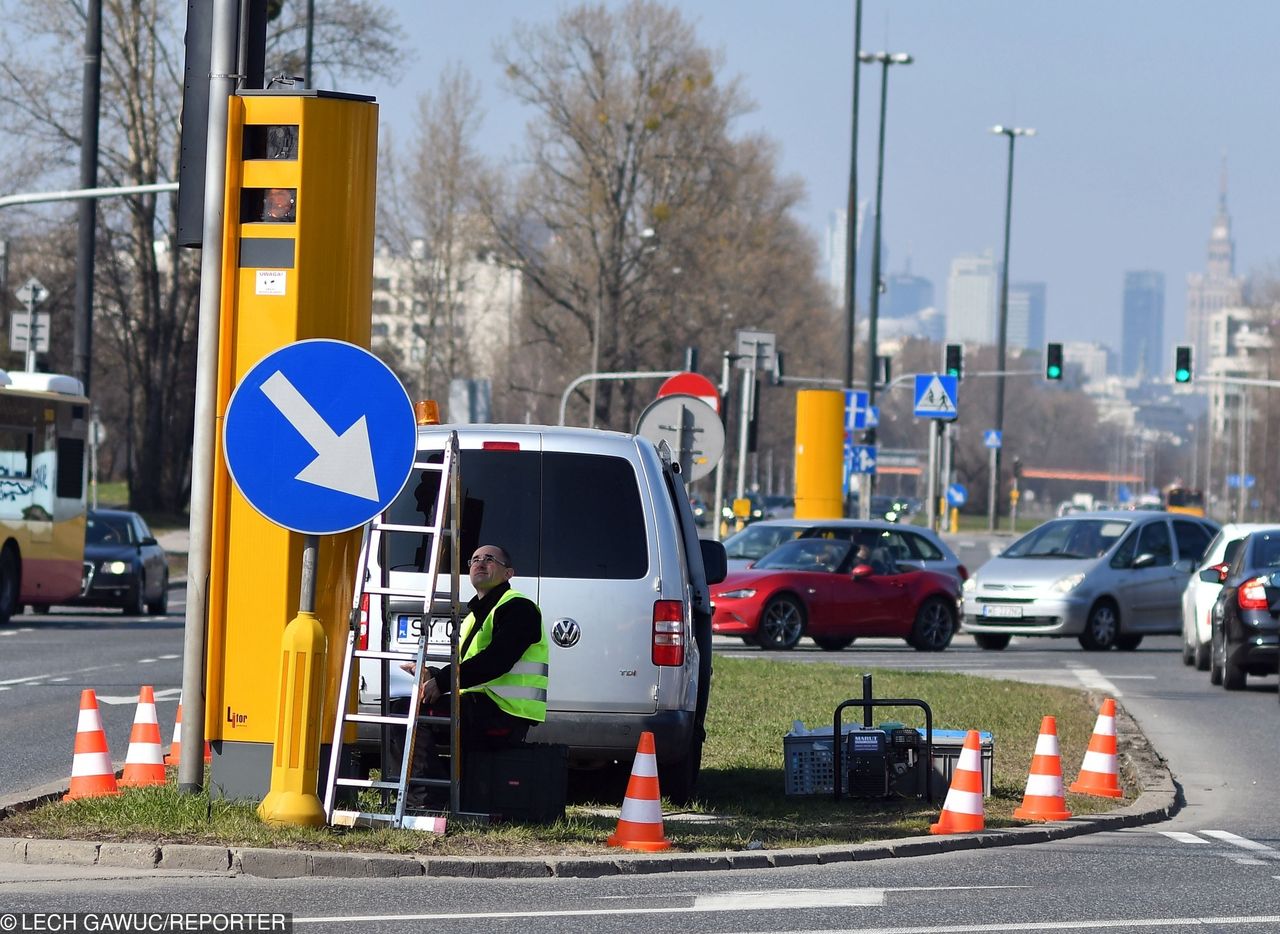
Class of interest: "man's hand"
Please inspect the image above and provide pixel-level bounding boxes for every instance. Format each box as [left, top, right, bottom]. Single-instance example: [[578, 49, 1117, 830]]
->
[[420, 677, 441, 705]]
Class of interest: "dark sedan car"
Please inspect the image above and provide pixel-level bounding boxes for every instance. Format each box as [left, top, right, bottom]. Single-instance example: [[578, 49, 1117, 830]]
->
[[1208, 527, 1280, 690], [711, 537, 962, 651], [52, 509, 170, 615]]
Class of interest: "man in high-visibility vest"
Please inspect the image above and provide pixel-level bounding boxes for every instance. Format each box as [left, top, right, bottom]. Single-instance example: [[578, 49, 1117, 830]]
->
[[397, 543, 548, 810]]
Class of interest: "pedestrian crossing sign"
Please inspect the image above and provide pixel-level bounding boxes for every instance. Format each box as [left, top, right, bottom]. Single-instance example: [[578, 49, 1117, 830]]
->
[[913, 374, 958, 420]]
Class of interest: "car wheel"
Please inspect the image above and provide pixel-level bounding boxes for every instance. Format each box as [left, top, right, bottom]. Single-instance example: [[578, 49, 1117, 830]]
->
[[973, 632, 1011, 651], [0, 546, 19, 626], [125, 573, 147, 616], [1222, 645, 1247, 691], [1193, 638, 1211, 672], [146, 570, 169, 615], [1209, 625, 1224, 686], [1115, 633, 1143, 651], [813, 636, 854, 651], [1078, 601, 1119, 651], [1180, 627, 1195, 665], [908, 597, 956, 651], [657, 733, 702, 807], [755, 595, 805, 650]]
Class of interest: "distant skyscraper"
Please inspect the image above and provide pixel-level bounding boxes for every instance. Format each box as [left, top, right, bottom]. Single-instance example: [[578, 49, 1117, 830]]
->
[[823, 204, 870, 308], [1186, 159, 1243, 362], [885, 259, 933, 320], [945, 251, 998, 345], [1121, 271, 1165, 378], [1007, 282, 1046, 352]]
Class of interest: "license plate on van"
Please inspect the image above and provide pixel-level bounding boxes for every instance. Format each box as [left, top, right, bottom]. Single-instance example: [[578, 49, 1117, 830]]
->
[[397, 615, 422, 641], [982, 605, 1023, 619]]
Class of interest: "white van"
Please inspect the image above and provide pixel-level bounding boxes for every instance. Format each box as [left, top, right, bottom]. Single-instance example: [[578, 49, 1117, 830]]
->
[[357, 424, 727, 804]]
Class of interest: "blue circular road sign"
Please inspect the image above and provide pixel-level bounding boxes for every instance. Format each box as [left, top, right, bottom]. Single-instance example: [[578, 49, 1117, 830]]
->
[[223, 339, 418, 535], [945, 483, 967, 508]]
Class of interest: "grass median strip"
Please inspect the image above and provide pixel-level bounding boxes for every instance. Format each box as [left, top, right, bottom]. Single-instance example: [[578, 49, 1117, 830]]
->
[[3, 657, 1128, 855]]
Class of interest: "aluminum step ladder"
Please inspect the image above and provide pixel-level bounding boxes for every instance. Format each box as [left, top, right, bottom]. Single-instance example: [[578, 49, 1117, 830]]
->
[[322, 430, 469, 829]]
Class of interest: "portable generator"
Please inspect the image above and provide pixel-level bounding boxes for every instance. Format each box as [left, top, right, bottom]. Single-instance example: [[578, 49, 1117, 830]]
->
[[844, 726, 926, 798]]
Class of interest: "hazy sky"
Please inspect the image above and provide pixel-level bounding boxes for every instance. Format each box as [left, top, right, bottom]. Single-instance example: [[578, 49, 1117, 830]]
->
[[363, 1, 1280, 362]]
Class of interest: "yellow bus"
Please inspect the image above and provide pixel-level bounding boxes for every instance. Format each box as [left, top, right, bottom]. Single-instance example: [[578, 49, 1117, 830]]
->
[[1162, 485, 1206, 517], [0, 371, 89, 623]]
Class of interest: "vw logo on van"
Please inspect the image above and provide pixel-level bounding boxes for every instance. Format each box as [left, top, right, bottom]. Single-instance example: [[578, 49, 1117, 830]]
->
[[551, 618, 581, 648]]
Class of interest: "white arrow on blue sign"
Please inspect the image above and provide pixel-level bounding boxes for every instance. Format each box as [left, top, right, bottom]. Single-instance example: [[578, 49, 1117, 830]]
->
[[223, 339, 419, 535], [850, 444, 877, 475], [946, 483, 967, 507], [983, 429, 1002, 449]]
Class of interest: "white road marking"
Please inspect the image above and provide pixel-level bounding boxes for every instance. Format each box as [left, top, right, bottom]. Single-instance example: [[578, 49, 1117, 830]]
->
[[1067, 665, 1121, 696], [775, 917, 1280, 932], [1202, 830, 1280, 859], [1160, 831, 1208, 843], [98, 687, 182, 705]]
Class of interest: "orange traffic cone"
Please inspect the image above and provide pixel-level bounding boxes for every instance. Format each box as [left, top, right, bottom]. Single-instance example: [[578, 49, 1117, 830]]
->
[[929, 729, 985, 835], [1012, 716, 1072, 821], [607, 731, 671, 851], [164, 698, 211, 767], [64, 689, 120, 800], [1070, 697, 1124, 799], [120, 686, 166, 788]]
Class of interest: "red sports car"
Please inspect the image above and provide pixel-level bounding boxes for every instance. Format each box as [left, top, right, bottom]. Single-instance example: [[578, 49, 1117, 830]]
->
[[711, 537, 963, 651]]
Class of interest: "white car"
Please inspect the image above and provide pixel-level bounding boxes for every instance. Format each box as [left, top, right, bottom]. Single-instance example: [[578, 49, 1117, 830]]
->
[[1181, 522, 1277, 670]]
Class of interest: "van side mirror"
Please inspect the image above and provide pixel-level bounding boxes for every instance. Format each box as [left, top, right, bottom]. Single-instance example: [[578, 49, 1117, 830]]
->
[[1132, 553, 1156, 569], [1199, 567, 1225, 583], [700, 539, 727, 585]]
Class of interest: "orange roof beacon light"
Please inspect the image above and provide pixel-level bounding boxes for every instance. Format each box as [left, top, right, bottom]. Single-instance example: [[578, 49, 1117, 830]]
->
[[414, 400, 440, 425]]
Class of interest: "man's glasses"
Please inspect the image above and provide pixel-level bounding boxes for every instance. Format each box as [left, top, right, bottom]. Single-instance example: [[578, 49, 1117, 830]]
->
[[468, 555, 508, 567]]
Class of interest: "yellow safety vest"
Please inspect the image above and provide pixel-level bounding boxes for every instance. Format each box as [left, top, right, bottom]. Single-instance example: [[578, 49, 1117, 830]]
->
[[459, 588, 548, 722]]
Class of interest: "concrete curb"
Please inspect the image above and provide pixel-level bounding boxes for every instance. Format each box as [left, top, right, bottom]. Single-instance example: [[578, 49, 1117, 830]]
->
[[0, 697, 1179, 880]]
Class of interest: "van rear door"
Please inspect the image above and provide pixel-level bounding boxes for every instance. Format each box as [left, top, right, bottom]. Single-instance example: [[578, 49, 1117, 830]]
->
[[536, 447, 659, 714]]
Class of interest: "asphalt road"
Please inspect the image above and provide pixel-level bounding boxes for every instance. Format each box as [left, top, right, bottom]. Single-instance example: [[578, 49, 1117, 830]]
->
[[4, 555, 1280, 931]]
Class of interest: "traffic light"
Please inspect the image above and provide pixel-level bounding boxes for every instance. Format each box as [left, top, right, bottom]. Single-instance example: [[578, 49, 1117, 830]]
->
[[1174, 345, 1193, 383], [1045, 342, 1063, 381], [944, 343, 964, 380]]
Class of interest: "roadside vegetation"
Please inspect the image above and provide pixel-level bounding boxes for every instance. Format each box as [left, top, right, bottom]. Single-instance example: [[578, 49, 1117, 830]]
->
[[3, 657, 1130, 856]]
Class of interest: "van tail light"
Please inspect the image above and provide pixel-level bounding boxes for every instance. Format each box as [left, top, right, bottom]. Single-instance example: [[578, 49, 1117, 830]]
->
[[956, 564, 969, 582], [357, 592, 370, 651], [1238, 577, 1270, 611], [482, 441, 521, 451], [652, 600, 685, 667]]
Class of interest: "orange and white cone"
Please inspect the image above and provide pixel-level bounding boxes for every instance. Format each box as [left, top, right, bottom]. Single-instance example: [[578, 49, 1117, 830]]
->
[[1069, 697, 1124, 798], [607, 731, 671, 851], [164, 698, 211, 767], [1012, 716, 1072, 821], [64, 689, 120, 800], [120, 686, 166, 787], [929, 729, 985, 835]]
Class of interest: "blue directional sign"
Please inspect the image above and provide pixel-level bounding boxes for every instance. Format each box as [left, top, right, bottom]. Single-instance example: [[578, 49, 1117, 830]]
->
[[1227, 474, 1256, 490], [983, 429, 1002, 449], [844, 389, 870, 431], [946, 483, 968, 507], [914, 374, 958, 420], [849, 444, 878, 475], [223, 340, 418, 535], [867, 406, 879, 428]]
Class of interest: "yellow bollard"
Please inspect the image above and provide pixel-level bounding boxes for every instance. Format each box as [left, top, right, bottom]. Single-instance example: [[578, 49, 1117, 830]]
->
[[257, 610, 328, 827], [949, 507, 959, 534]]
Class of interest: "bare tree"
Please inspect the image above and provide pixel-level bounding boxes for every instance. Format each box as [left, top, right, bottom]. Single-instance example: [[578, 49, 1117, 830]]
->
[[377, 64, 487, 401], [0, 0, 406, 512]]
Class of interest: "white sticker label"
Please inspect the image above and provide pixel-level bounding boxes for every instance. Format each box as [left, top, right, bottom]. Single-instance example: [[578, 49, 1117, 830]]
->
[[256, 270, 287, 295]]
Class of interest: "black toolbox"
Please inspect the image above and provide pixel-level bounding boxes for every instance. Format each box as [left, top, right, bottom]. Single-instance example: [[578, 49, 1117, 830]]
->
[[462, 743, 568, 823]]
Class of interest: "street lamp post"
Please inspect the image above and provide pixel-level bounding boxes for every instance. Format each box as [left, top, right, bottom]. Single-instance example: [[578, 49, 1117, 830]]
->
[[989, 124, 1035, 532], [859, 50, 912, 514]]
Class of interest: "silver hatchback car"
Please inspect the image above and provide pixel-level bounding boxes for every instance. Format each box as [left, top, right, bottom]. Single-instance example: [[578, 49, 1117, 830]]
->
[[962, 510, 1219, 650]]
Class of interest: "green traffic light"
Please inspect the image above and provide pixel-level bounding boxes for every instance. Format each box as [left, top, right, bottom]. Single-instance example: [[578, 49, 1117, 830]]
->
[[1046, 365, 1062, 379], [1175, 368, 1191, 383]]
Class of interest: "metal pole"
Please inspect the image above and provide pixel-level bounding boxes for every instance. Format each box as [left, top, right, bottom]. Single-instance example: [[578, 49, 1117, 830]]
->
[[735, 365, 753, 503], [712, 351, 733, 540], [588, 298, 602, 428], [304, 0, 315, 88], [925, 420, 938, 531], [842, 0, 862, 393], [990, 130, 1017, 532], [299, 535, 318, 615], [23, 291, 37, 374], [72, 0, 102, 396], [179, 0, 238, 794], [864, 57, 891, 498]]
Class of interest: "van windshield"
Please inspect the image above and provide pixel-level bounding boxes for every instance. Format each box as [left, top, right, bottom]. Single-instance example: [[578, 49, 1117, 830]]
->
[[382, 448, 649, 580], [1003, 518, 1130, 560]]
